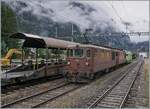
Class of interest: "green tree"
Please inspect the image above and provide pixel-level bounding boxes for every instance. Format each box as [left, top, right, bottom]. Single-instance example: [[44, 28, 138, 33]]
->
[[1, 3, 20, 57]]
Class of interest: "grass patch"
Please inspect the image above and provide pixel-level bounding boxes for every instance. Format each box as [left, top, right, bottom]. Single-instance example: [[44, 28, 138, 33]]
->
[[144, 59, 149, 107]]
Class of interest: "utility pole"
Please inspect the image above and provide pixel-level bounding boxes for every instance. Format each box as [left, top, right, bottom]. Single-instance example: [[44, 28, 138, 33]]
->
[[55, 26, 58, 38], [71, 24, 74, 42], [123, 21, 131, 33], [71, 24, 74, 36]]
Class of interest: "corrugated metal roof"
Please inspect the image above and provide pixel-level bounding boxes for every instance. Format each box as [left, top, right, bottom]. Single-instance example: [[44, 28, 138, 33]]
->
[[10, 33, 124, 52], [10, 33, 80, 49]]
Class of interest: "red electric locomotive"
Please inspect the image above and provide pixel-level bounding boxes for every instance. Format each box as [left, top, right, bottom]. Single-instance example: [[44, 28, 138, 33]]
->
[[64, 44, 126, 82]]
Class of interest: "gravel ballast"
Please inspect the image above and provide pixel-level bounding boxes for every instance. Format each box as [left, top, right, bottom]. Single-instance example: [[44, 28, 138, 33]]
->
[[40, 64, 134, 108]]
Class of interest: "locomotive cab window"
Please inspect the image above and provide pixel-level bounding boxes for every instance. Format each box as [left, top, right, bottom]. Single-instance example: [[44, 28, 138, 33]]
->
[[67, 49, 73, 57], [67, 49, 83, 57], [74, 49, 83, 57]]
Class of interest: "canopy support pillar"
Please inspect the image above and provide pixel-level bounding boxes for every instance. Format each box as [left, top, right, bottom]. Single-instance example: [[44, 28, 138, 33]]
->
[[45, 47, 49, 76], [36, 48, 38, 69], [21, 47, 24, 65]]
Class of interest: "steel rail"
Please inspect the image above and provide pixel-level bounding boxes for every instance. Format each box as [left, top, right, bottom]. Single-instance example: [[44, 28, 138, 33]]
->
[[119, 61, 143, 108], [32, 85, 82, 108], [88, 61, 139, 108], [1, 83, 70, 108]]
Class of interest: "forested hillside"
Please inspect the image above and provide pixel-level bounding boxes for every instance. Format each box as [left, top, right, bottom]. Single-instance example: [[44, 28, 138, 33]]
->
[[1, 1, 148, 57]]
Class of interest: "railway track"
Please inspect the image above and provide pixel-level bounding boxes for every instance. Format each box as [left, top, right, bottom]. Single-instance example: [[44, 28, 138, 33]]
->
[[123, 63, 148, 108], [1, 74, 63, 94], [1, 78, 66, 106], [1, 82, 83, 108], [1, 63, 130, 108], [1, 60, 142, 108], [87, 60, 143, 108]]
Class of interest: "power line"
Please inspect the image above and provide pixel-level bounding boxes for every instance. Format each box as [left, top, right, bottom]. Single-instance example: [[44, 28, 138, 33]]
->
[[107, 1, 124, 23], [120, 0, 128, 17], [107, 1, 136, 33]]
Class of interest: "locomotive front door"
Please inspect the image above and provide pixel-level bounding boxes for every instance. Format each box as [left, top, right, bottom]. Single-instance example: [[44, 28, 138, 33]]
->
[[116, 52, 119, 65]]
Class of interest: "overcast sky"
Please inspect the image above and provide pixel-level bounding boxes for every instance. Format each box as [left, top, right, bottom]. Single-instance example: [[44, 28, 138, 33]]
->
[[108, 1, 149, 42], [3, 0, 149, 42], [83, 1, 149, 42]]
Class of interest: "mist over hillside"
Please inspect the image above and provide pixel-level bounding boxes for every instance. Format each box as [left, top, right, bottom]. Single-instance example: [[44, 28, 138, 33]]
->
[[1, 0, 148, 53]]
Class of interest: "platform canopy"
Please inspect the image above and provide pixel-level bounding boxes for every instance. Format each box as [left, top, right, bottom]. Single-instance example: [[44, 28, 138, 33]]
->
[[10, 32, 80, 49], [10, 33, 123, 52]]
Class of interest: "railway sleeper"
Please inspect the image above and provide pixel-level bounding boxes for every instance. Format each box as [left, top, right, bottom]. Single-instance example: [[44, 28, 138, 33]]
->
[[99, 101, 120, 106], [125, 99, 136, 104], [96, 104, 116, 108], [102, 99, 121, 104], [103, 97, 122, 102], [97, 102, 118, 108], [124, 103, 135, 107], [107, 94, 124, 98]]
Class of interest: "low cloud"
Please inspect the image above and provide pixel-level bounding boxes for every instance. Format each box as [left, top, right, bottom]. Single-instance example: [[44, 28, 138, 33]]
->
[[3, 0, 125, 32]]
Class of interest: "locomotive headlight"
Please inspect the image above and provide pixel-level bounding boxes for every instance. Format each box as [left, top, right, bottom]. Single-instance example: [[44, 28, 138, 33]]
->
[[67, 61, 70, 65], [85, 62, 89, 66], [76, 59, 79, 62]]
